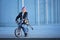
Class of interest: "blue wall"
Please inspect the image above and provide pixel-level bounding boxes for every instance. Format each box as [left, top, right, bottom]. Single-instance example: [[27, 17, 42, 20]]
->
[[0, 0, 60, 27], [0, 0, 18, 26]]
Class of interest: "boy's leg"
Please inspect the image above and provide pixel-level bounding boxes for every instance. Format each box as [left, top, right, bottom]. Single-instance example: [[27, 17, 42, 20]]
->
[[17, 26, 21, 35], [21, 26, 28, 37], [17, 21, 22, 35]]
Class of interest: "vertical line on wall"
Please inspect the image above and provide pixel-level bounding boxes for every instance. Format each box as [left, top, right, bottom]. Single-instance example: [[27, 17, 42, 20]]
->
[[56, 0, 58, 24], [17, 0, 19, 13], [34, 0, 36, 25], [22, 0, 24, 7], [57, 0, 58, 23], [51, 0, 54, 24], [38, 0, 40, 25], [46, 0, 48, 24], [55, 0, 57, 24]]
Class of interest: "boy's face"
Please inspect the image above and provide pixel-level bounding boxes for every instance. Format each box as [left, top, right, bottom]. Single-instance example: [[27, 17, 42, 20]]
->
[[22, 8, 26, 12]]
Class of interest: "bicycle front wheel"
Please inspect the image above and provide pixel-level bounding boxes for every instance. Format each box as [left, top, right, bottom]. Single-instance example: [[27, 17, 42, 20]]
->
[[14, 28, 22, 38]]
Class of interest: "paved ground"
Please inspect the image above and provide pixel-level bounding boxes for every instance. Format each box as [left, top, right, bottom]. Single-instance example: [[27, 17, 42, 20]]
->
[[0, 24, 60, 38]]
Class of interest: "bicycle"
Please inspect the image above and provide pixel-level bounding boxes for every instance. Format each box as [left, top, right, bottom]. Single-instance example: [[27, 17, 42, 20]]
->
[[14, 19, 33, 38]]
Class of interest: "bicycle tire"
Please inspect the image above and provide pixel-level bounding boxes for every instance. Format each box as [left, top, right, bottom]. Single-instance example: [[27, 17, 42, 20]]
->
[[14, 28, 21, 38]]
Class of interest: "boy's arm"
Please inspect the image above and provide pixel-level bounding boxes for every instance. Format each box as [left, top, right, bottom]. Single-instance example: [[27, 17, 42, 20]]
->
[[15, 13, 20, 23]]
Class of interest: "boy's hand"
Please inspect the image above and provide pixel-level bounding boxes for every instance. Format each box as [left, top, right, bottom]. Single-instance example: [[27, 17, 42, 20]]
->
[[16, 21, 19, 25]]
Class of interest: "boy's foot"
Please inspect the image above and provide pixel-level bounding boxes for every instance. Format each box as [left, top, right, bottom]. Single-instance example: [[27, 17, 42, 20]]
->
[[24, 33, 27, 37]]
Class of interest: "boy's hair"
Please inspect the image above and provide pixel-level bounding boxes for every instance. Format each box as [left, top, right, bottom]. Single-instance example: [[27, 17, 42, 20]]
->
[[22, 6, 26, 10]]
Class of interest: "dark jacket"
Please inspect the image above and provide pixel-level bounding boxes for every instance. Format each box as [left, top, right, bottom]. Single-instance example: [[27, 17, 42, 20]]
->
[[15, 12, 28, 22]]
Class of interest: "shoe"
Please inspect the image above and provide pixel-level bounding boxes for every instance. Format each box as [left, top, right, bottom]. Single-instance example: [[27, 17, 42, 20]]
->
[[24, 33, 27, 37]]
